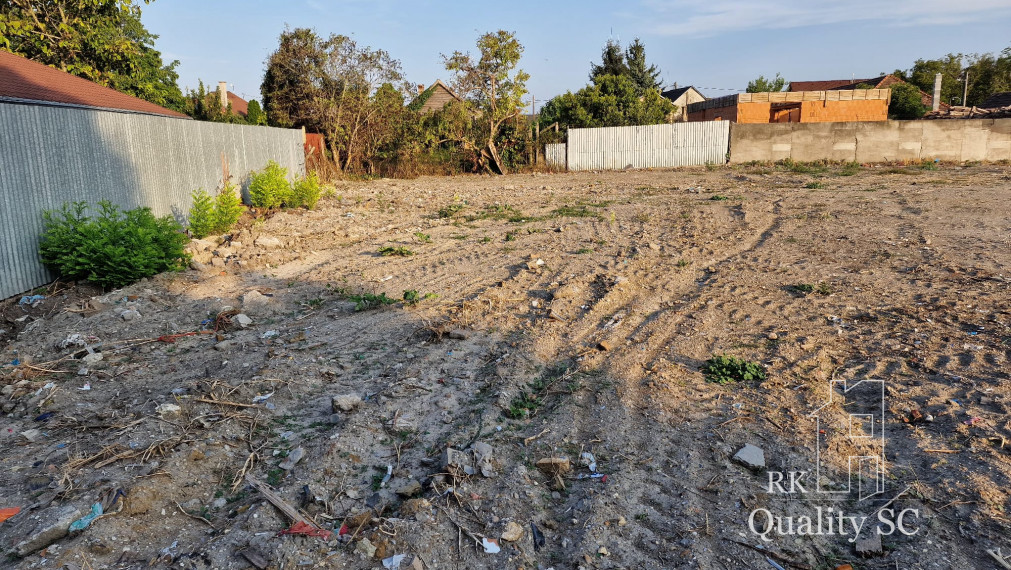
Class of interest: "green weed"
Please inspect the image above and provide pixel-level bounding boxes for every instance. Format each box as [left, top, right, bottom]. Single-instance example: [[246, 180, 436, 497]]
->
[[701, 355, 767, 384]]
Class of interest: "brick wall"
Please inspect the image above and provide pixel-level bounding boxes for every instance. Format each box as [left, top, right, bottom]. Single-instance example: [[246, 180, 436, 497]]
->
[[688, 105, 738, 122], [737, 102, 772, 123], [800, 99, 888, 123]]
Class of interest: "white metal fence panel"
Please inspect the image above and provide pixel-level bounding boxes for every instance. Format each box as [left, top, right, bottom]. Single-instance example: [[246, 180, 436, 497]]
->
[[0, 102, 305, 299], [565, 122, 730, 171], [544, 143, 566, 169]]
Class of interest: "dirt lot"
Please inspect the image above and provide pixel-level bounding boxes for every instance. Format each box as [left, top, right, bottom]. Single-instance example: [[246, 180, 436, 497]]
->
[[1, 163, 1010, 570]]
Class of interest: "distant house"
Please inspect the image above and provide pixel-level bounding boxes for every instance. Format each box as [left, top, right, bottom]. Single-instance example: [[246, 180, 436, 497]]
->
[[408, 80, 463, 114], [660, 86, 706, 121], [686, 89, 890, 123], [0, 49, 188, 118], [790, 75, 947, 111], [215, 81, 248, 118], [980, 92, 1011, 108]]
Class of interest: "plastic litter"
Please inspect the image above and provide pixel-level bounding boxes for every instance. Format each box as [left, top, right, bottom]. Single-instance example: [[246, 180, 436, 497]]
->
[[252, 392, 274, 404], [0, 507, 21, 523], [261, 330, 280, 339], [79, 383, 91, 391], [579, 451, 597, 473], [380, 465, 393, 488], [965, 417, 983, 426], [481, 537, 501, 554], [278, 520, 333, 540], [69, 503, 103, 532], [382, 554, 407, 569], [530, 523, 546, 551], [19, 295, 46, 306]]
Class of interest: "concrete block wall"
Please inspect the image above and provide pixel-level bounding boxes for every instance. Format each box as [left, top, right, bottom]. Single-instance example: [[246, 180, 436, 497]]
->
[[729, 118, 1011, 164]]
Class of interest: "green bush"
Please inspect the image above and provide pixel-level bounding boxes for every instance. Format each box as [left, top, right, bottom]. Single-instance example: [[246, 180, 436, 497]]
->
[[39, 201, 190, 289], [189, 184, 246, 238], [292, 172, 322, 209], [248, 161, 292, 209], [701, 354, 767, 384], [188, 189, 217, 239]]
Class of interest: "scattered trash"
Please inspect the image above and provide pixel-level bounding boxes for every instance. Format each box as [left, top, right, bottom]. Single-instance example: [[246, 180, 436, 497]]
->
[[481, 537, 501, 554], [767, 558, 786, 570], [382, 554, 407, 569], [79, 382, 91, 391], [156, 403, 182, 418], [252, 392, 274, 404], [0, 507, 21, 523], [261, 330, 280, 339], [579, 451, 597, 473], [279, 520, 333, 540], [531, 523, 546, 550], [34, 412, 56, 423], [19, 429, 44, 443], [69, 503, 103, 532], [279, 447, 305, 470], [380, 464, 393, 487], [19, 295, 46, 306], [965, 417, 983, 426]]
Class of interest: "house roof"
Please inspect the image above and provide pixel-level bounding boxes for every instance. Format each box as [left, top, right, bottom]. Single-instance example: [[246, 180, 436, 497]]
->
[[226, 91, 248, 117], [980, 92, 1011, 108], [789, 78, 881, 92], [408, 80, 463, 113], [661, 86, 705, 102], [0, 49, 189, 118]]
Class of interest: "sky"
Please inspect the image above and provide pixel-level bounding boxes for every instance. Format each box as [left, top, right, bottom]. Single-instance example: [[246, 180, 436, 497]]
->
[[144, 0, 1011, 110]]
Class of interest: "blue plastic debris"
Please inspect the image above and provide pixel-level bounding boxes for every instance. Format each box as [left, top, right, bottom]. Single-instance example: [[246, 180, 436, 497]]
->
[[69, 503, 103, 532], [18, 295, 46, 306]]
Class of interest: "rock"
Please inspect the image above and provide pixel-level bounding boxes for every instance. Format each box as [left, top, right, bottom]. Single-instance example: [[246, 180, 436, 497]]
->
[[155, 403, 182, 418], [123, 485, 159, 515], [472, 442, 495, 477], [598, 546, 610, 556], [855, 530, 882, 555], [81, 352, 103, 365], [120, 309, 141, 321], [501, 521, 524, 542], [617, 515, 627, 526], [355, 538, 377, 559], [234, 314, 253, 328], [395, 480, 422, 497], [536, 457, 571, 475], [733, 444, 765, 470], [189, 260, 211, 272], [214, 340, 240, 351], [4, 504, 85, 557], [332, 393, 362, 412], [19, 429, 44, 443], [279, 447, 305, 470], [597, 340, 613, 351], [648, 243, 660, 251], [254, 236, 283, 248], [189, 449, 206, 462], [212, 498, 227, 509], [447, 329, 468, 340], [0, 385, 13, 397], [443, 448, 475, 477], [767, 332, 779, 340], [210, 258, 225, 267], [400, 498, 431, 517], [241, 290, 272, 309]]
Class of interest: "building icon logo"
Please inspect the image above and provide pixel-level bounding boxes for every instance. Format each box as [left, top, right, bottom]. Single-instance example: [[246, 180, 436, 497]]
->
[[809, 378, 886, 501]]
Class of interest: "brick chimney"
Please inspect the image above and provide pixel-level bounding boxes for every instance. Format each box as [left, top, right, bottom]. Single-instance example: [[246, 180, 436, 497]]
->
[[218, 81, 228, 111], [418, 84, 425, 94]]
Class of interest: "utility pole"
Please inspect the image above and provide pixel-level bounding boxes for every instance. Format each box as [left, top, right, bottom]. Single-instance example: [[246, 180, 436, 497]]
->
[[963, 71, 969, 107]]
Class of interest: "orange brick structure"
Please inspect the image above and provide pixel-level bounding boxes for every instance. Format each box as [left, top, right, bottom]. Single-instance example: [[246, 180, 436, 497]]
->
[[687, 90, 890, 124]]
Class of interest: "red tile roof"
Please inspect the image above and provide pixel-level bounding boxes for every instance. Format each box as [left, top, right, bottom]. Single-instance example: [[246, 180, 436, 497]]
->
[[226, 91, 248, 117], [0, 49, 189, 118], [789, 78, 879, 92]]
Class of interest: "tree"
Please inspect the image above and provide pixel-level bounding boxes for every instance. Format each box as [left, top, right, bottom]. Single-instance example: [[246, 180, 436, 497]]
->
[[625, 38, 661, 93], [182, 81, 246, 123], [261, 27, 408, 172], [539, 74, 676, 129], [894, 54, 963, 106], [746, 73, 786, 93], [444, 30, 529, 175], [888, 82, 928, 120], [589, 40, 628, 85], [1, 0, 184, 111], [245, 100, 267, 125]]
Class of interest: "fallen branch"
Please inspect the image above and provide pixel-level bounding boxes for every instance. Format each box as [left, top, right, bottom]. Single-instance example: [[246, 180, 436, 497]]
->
[[175, 500, 215, 529]]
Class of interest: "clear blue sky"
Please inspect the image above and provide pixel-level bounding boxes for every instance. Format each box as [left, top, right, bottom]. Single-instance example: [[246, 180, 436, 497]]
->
[[144, 0, 1011, 109]]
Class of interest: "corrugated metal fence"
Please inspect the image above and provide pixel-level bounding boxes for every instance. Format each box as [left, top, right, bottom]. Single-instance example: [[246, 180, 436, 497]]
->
[[0, 102, 305, 299], [544, 143, 566, 169], [565, 122, 730, 171]]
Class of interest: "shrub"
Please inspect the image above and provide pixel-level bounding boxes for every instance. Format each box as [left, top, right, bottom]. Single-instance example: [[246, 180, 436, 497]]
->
[[39, 201, 190, 289], [701, 354, 767, 384], [292, 172, 322, 209], [189, 184, 246, 238], [248, 161, 292, 209], [188, 189, 217, 238]]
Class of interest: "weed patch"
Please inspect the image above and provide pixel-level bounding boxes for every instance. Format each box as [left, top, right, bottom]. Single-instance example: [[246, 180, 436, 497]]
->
[[378, 246, 415, 257], [348, 292, 396, 311], [701, 355, 766, 384]]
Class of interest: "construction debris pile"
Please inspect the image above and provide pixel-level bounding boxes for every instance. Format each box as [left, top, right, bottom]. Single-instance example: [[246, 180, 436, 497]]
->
[[923, 105, 1011, 119]]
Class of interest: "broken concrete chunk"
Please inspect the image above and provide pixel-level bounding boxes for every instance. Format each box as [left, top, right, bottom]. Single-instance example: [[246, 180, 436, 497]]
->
[[732, 444, 765, 470], [447, 330, 468, 340], [241, 290, 272, 309], [395, 480, 422, 497], [234, 313, 253, 328], [120, 309, 141, 321], [355, 537, 377, 559], [254, 236, 282, 248], [501, 521, 524, 542], [155, 403, 182, 418], [443, 448, 475, 477], [279, 447, 304, 470], [3, 504, 86, 557], [332, 393, 362, 412], [471, 442, 495, 478]]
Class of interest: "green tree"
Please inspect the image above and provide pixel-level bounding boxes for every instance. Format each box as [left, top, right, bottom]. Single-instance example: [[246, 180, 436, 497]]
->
[[444, 30, 529, 175], [182, 81, 246, 123], [894, 54, 963, 106], [625, 38, 661, 93], [589, 39, 628, 84], [245, 99, 267, 125], [1, 0, 184, 111], [746, 73, 786, 93], [888, 82, 928, 120], [539, 74, 676, 129]]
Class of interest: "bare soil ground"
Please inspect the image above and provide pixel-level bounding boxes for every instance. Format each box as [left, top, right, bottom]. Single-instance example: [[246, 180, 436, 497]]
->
[[1, 163, 1010, 570]]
